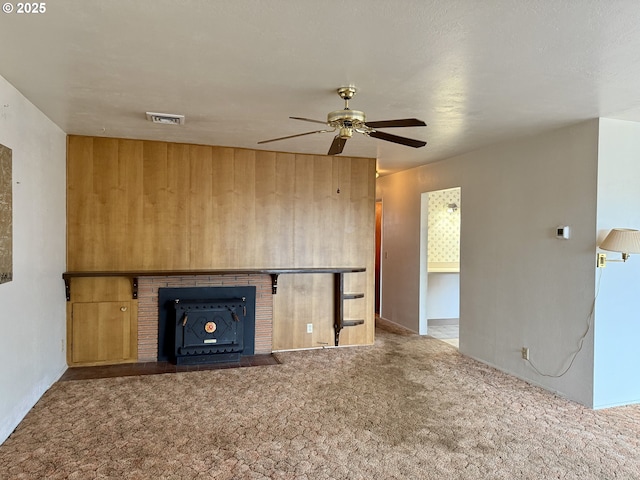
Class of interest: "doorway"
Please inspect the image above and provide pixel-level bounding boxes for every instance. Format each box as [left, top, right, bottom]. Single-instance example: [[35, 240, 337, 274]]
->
[[375, 200, 382, 315], [420, 187, 461, 347]]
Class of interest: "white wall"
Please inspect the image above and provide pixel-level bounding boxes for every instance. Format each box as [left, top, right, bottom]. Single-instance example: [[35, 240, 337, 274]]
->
[[594, 118, 640, 408], [377, 120, 599, 406], [0, 75, 67, 444], [426, 273, 460, 320]]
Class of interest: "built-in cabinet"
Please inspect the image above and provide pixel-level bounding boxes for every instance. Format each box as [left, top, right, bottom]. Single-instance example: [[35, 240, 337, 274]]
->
[[71, 301, 134, 364], [66, 277, 138, 366]]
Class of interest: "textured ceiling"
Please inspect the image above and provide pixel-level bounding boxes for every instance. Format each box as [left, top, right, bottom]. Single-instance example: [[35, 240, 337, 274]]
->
[[1, 0, 640, 174]]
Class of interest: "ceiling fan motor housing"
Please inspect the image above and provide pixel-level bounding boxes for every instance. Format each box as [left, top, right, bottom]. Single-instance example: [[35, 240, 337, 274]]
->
[[327, 109, 366, 129]]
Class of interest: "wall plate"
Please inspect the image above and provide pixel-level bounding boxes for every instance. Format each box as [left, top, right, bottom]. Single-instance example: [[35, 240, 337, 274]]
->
[[556, 225, 570, 239]]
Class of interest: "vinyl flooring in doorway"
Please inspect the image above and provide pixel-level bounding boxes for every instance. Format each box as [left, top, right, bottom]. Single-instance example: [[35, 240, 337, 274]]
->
[[428, 323, 459, 348]]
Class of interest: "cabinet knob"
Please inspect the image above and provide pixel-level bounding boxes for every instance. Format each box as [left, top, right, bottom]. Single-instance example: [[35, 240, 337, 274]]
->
[[120, 306, 128, 312]]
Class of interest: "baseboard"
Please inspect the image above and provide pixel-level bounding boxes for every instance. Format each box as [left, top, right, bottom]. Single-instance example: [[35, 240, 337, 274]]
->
[[428, 318, 459, 326], [0, 364, 66, 445], [375, 315, 418, 335]]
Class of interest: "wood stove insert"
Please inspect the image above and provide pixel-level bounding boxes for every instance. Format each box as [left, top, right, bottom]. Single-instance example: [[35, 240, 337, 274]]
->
[[158, 286, 256, 365]]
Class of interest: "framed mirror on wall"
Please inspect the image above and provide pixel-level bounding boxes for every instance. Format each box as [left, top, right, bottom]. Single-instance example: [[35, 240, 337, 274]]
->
[[0, 143, 12, 284]]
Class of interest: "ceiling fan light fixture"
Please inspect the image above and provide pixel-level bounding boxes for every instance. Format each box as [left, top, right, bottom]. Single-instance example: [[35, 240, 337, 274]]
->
[[339, 127, 353, 139]]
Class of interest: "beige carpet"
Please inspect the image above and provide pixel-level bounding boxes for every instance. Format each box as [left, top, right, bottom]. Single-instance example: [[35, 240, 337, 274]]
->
[[1, 324, 639, 479]]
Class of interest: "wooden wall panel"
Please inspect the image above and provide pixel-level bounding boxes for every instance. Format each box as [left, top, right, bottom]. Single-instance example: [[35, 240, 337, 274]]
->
[[67, 136, 375, 349], [67, 136, 95, 269], [253, 151, 280, 266], [141, 141, 170, 269], [164, 143, 191, 268], [188, 144, 214, 268], [231, 148, 257, 267], [118, 140, 144, 269], [210, 147, 234, 267], [272, 274, 334, 350]]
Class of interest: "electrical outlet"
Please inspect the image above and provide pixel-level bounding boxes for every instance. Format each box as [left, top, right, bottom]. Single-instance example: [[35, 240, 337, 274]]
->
[[306, 323, 313, 334], [61, 339, 65, 353], [521, 347, 529, 360]]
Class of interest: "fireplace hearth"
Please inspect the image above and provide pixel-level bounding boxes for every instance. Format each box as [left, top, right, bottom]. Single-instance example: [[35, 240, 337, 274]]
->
[[158, 286, 256, 365]]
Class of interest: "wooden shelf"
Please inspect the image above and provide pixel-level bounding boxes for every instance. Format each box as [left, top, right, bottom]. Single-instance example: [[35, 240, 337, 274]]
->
[[64, 268, 367, 354], [343, 319, 365, 327], [63, 267, 365, 301], [343, 293, 365, 299], [333, 273, 367, 346]]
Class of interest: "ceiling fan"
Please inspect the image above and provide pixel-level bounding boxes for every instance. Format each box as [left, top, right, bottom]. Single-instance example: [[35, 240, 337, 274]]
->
[[258, 86, 427, 155]]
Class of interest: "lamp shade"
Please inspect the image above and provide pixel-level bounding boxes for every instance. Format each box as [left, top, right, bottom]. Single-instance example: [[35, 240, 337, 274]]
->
[[599, 228, 640, 254]]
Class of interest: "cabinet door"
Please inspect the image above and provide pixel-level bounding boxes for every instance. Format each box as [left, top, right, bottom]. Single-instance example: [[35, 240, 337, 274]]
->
[[71, 301, 132, 365]]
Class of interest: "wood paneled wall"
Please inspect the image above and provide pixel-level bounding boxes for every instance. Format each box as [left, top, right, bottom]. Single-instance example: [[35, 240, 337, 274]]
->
[[67, 136, 376, 348]]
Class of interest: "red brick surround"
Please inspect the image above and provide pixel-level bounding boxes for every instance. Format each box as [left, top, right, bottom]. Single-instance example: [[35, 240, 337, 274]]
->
[[137, 274, 273, 361]]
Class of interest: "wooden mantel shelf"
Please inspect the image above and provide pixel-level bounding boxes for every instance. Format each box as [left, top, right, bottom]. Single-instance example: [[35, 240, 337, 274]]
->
[[62, 268, 366, 301]]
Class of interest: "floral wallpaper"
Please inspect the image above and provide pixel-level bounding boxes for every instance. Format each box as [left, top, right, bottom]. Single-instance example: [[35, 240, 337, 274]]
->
[[427, 187, 460, 264]]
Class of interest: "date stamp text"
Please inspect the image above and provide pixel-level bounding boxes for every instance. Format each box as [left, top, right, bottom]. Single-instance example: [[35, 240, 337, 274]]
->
[[3, 3, 47, 14]]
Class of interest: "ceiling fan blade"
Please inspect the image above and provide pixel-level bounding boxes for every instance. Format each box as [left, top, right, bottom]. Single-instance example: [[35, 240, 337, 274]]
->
[[328, 136, 347, 155], [365, 118, 427, 128], [290, 116, 329, 125], [258, 129, 330, 145], [368, 130, 426, 148]]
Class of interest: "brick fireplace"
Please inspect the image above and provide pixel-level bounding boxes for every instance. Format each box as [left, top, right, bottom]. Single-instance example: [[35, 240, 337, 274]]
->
[[136, 274, 273, 361]]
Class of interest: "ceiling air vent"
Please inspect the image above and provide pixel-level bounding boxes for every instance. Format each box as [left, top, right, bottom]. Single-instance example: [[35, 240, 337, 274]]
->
[[145, 112, 185, 125]]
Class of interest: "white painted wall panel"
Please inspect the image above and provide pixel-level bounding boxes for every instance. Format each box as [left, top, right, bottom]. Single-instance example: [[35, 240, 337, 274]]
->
[[0, 75, 67, 444], [377, 120, 599, 406], [426, 273, 460, 320]]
